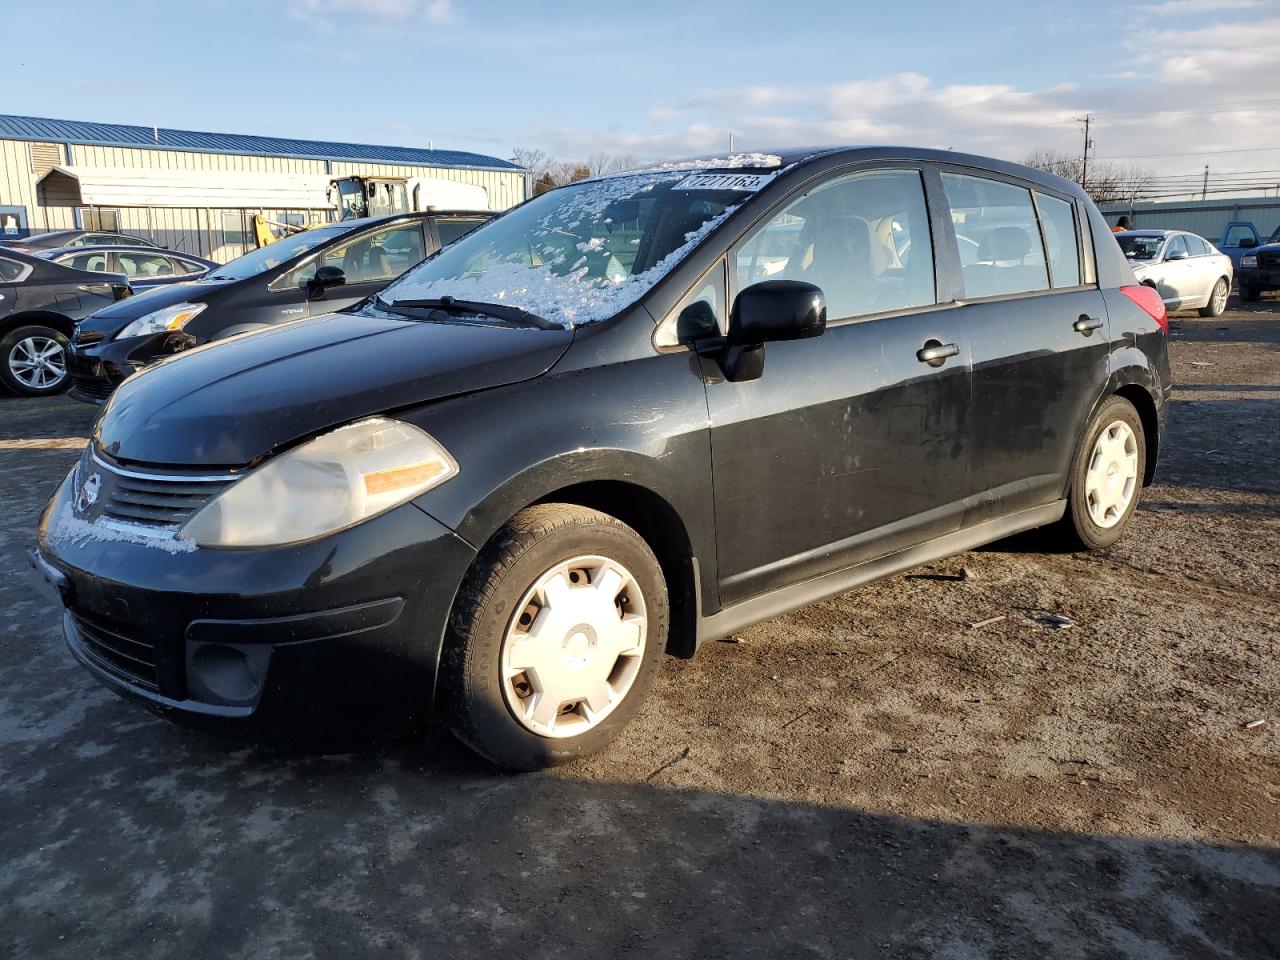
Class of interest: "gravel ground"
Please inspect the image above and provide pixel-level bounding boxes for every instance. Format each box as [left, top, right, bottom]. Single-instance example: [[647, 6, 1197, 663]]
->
[[1, 299, 1277, 959]]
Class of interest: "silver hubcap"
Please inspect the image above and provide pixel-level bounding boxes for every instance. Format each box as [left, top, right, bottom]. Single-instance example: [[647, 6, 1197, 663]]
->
[[1085, 420, 1139, 529], [501, 554, 647, 738], [8, 335, 66, 390], [1212, 280, 1227, 312]]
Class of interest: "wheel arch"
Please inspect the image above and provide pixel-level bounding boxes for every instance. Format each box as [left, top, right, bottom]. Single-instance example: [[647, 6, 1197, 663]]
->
[[0, 310, 75, 339]]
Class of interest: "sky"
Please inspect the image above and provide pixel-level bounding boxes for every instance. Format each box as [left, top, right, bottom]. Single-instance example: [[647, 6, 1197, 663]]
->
[[6, 0, 1279, 197]]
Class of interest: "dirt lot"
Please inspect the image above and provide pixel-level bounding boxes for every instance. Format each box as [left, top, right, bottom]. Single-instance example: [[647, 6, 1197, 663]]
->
[[1, 299, 1277, 959]]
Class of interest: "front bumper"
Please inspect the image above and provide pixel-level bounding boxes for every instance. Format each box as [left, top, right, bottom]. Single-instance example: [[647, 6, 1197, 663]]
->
[[1238, 267, 1280, 292], [32, 471, 476, 719], [67, 331, 190, 404]]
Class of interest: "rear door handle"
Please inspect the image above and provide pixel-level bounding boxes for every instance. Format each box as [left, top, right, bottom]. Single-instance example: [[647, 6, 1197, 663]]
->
[[916, 340, 959, 366], [1073, 315, 1104, 335]]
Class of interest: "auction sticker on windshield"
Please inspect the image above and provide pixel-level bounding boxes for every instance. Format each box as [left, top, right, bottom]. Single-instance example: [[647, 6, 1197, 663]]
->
[[672, 173, 775, 192]]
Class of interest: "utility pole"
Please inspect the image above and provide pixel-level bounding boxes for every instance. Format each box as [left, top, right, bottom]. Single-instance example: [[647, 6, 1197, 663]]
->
[[1201, 165, 1209, 201], [1077, 114, 1093, 193], [729, 130, 735, 154]]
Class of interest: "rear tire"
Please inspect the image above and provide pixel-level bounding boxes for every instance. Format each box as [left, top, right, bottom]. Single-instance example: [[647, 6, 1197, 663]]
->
[[1198, 278, 1229, 317], [0, 324, 71, 396], [1052, 396, 1146, 552], [442, 503, 668, 771]]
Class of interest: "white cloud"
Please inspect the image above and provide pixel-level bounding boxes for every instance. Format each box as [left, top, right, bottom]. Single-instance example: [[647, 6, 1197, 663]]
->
[[290, 0, 455, 22]]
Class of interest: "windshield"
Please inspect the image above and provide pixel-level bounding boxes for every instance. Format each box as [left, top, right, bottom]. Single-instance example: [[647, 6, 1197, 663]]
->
[[1117, 234, 1163, 260], [208, 225, 350, 280], [380, 171, 757, 327]]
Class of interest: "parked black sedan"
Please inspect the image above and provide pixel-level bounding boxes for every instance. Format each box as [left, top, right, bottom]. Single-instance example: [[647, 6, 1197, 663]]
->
[[0, 248, 129, 395], [67, 209, 491, 402], [0, 229, 159, 254]]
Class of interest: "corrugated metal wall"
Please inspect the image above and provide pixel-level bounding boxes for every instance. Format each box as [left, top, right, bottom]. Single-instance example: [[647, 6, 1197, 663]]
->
[[1100, 197, 1280, 243], [1, 138, 525, 262]]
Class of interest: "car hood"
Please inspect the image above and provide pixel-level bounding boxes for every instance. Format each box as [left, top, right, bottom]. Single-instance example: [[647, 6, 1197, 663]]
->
[[94, 310, 575, 466], [77, 278, 235, 334]]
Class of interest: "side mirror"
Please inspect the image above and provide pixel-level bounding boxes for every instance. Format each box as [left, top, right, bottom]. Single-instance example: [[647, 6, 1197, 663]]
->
[[1164, 250, 1188, 262], [722, 280, 826, 382], [305, 265, 346, 300]]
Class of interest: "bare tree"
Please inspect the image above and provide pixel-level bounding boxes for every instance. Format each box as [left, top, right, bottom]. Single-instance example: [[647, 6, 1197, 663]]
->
[[513, 148, 643, 195], [1022, 150, 1153, 204]]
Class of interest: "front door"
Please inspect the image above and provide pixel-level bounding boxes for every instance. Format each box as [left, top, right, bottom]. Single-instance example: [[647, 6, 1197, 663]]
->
[[702, 166, 972, 606], [939, 171, 1111, 522]]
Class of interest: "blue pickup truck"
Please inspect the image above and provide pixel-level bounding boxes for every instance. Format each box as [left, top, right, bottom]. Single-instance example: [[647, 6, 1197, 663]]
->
[[1221, 221, 1280, 301]]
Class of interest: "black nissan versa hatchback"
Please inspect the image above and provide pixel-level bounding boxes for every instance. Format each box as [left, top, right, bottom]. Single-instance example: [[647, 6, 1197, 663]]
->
[[32, 147, 1170, 770], [66, 209, 492, 402]]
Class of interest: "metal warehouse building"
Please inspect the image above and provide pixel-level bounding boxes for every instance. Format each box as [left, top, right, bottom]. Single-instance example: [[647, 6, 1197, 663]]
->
[[0, 115, 527, 262]]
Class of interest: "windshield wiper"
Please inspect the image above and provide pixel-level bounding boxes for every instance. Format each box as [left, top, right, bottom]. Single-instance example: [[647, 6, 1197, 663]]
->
[[376, 294, 560, 330]]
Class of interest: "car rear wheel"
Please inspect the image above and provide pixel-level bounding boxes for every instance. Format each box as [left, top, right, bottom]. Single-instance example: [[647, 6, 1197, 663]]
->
[[0, 324, 70, 396], [1053, 395, 1146, 551], [442, 503, 668, 770], [1199, 278, 1229, 317]]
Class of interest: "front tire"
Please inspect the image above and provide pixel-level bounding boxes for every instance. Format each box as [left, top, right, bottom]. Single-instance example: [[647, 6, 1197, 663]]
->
[[1054, 396, 1146, 551], [442, 504, 669, 771], [1198, 277, 1229, 317], [0, 324, 70, 396]]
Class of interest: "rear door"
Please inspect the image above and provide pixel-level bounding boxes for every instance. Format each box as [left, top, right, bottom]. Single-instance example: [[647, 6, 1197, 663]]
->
[[942, 169, 1110, 523], [701, 164, 972, 605]]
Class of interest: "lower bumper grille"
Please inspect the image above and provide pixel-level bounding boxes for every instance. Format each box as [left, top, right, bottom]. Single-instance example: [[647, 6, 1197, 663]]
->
[[1258, 252, 1280, 270], [69, 608, 159, 691], [70, 375, 114, 401]]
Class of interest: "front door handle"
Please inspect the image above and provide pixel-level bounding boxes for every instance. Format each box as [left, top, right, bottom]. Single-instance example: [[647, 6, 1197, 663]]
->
[[1073, 315, 1104, 336], [917, 340, 959, 366]]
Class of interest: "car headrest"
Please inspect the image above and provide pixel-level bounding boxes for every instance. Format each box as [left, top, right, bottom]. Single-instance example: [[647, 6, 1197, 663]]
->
[[978, 226, 1032, 263]]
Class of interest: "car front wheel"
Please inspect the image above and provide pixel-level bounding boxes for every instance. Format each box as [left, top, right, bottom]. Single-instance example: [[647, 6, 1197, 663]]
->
[[442, 503, 669, 770], [1054, 395, 1146, 551], [0, 324, 71, 396]]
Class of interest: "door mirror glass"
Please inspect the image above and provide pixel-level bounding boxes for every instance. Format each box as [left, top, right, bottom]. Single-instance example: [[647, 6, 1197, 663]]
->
[[729, 280, 827, 345]]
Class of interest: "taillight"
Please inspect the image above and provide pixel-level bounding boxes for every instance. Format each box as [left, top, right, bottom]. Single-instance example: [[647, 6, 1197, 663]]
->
[[1120, 284, 1167, 333]]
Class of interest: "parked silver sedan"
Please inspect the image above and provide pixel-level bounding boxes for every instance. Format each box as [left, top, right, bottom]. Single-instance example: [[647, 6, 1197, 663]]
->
[[1116, 230, 1233, 317]]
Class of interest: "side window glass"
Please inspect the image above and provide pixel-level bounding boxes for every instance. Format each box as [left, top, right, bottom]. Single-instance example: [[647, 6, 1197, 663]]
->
[[942, 173, 1050, 298], [1164, 235, 1188, 260], [118, 253, 174, 277], [436, 218, 486, 247], [735, 168, 936, 321], [1222, 225, 1252, 248], [1035, 193, 1081, 287], [68, 253, 108, 272], [1186, 235, 1211, 257], [322, 223, 427, 284], [0, 256, 26, 281], [659, 259, 726, 347]]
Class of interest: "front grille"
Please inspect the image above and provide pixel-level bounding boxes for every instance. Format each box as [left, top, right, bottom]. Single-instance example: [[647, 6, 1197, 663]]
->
[[1258, 251, 1280, 270], [75, 448, 236, 535], [71, 375, 113, 401], [99, 464, 231, 532], [69, 608, 158, 691]]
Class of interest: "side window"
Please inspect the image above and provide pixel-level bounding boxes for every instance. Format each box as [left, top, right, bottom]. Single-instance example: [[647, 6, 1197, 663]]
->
[[734, 168, 936, 321], [1164, 235, 1188, 260], [942, 173, 1050, 298], [65, 252, 109, 273], [282, 223, 427, 289], [0, 256, 27, 281], [1221, 225, 1253, 248], [1186, 235, 1211, 257], [170, 257, 203, 275], [118, 253, 176, 277], [1035, 193, 1082, 287], [658, 258, 726, 347], [436, 218, 487, 247]]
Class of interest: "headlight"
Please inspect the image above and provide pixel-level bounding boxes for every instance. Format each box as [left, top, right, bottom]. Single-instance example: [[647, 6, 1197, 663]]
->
[[1241, 255, 1258, 268], [115, 302, 206, 340], [179, 418, 458, 548]]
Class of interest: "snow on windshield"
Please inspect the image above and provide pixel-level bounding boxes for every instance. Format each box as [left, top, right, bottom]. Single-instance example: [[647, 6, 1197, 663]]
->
[[381, 168, 764, 328]]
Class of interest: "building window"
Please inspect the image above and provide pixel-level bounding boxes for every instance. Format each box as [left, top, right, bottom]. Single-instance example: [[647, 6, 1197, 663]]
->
[[78, 207, 120, 232], [223, 211, 249, 246]]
